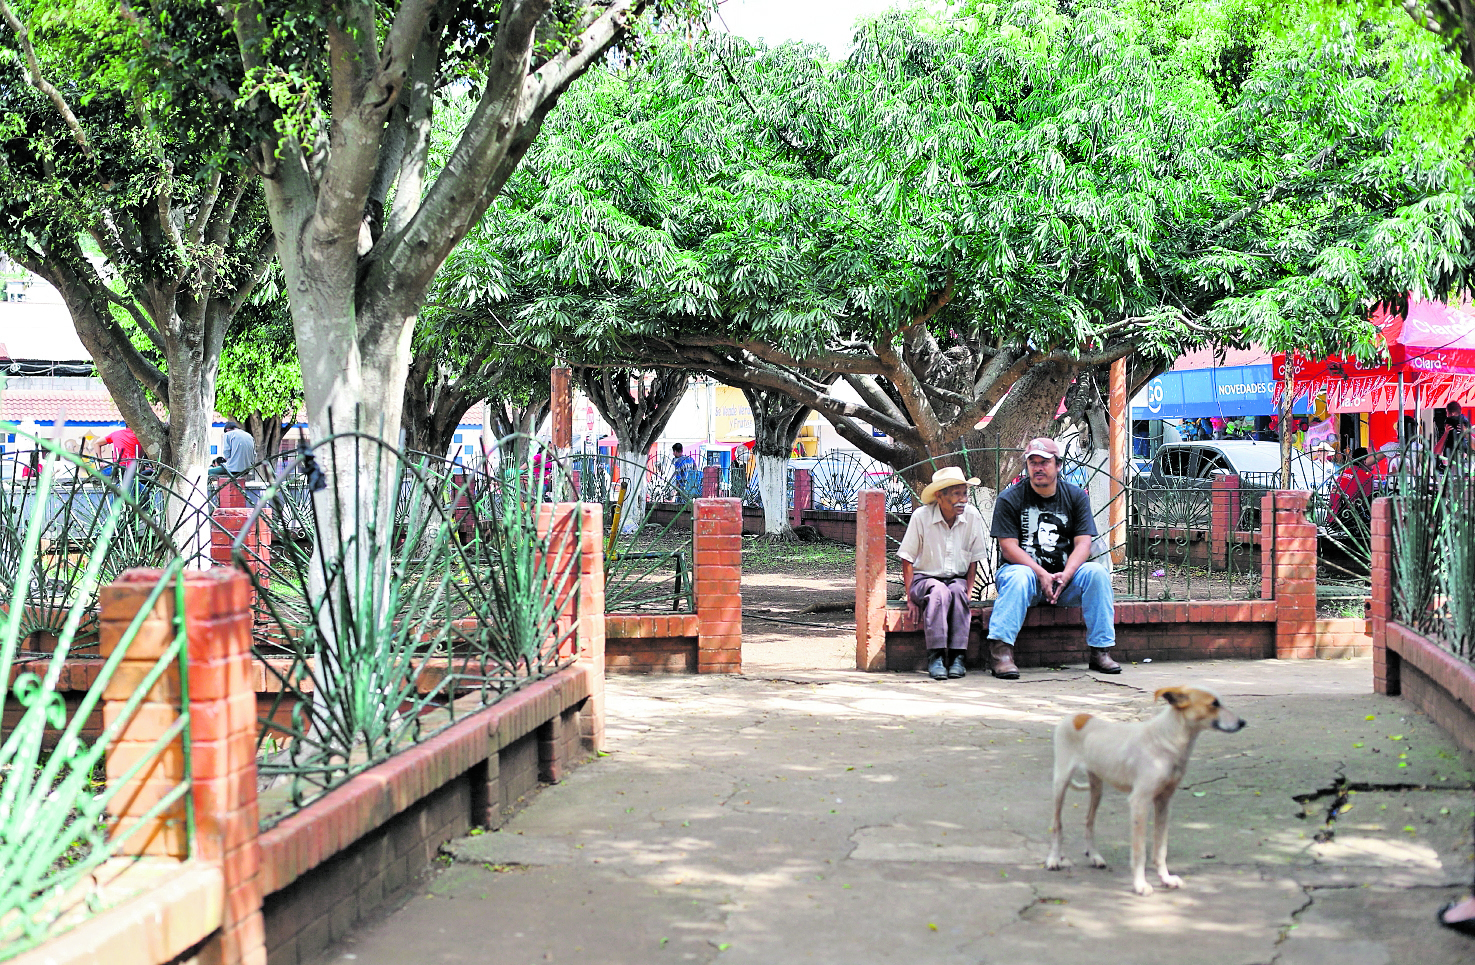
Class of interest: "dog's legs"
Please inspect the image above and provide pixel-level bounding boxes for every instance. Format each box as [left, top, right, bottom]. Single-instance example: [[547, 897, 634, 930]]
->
[[1152, 791, 1183, 889], [1045, 765, 1073, 870], [1082, 773, 1107, 868], [1128, 789, 1154, 895]]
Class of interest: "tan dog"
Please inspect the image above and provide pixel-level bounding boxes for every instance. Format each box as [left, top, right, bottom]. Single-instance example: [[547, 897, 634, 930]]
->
[[1045, 686, 1246, 895]]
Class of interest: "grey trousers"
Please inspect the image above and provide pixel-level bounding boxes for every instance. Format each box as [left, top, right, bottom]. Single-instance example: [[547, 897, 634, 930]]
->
[[908, 576, 971, 652]]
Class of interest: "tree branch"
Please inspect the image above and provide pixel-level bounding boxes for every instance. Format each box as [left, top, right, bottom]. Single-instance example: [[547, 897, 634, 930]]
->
[[0, 0, 91, 158]]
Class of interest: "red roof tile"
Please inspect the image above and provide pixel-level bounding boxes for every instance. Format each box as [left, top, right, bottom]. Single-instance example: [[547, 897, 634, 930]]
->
[[1, 390, 166, 424]]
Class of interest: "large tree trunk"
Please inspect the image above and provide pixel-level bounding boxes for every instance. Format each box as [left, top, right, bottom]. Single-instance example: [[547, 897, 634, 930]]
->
[[754, 453, 788, 537], [486, 395, 551, 467], [244, 413, 293, 466], [578, 368, 687, 533]]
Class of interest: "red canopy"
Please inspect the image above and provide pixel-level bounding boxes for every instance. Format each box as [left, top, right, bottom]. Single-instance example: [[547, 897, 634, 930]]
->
[[1272, 299, 1475, 412]]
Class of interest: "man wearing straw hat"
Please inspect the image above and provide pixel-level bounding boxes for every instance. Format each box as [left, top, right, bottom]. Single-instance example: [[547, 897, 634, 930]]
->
[[897, 466, 991, 680], [986, 437, 1120, 678]]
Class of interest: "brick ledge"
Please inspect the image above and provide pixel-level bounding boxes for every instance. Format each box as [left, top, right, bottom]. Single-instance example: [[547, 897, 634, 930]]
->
[[9, 860, 224, 965], [882, 599, 1277, 633], [257, 663, 592, 896], [1386, 622, 1475, 713]]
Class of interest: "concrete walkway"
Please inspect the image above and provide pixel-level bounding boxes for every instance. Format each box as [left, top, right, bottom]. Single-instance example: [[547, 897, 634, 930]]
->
[[314, 658, 1475, 965]]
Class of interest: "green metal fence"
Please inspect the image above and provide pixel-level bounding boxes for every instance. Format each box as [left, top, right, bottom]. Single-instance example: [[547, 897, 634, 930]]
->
[[230, 432, 583, 820], [0, 438, 194, 959], [876, 441, 1266, 604], [1390, 447, 1475, 663], [600, 453, 695, 613]]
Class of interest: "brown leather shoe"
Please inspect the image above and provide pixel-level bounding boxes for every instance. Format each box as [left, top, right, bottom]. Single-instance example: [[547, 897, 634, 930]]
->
[[988, 639, 1020, 679], [1088, 649, 1122, 674]]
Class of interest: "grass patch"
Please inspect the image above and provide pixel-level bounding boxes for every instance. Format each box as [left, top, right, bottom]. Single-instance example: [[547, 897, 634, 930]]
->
[[742, 537, 855, 572]]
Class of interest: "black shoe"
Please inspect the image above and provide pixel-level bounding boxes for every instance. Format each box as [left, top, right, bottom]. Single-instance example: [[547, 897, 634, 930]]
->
[[947, 652, 967, 679], [1088, 649, 1122, 674], [927, 650, 947, 680]]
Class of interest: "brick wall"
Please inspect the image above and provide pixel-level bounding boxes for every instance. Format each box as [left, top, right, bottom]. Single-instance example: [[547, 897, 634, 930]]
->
[[604, 498, 741, 674], [882, 602, 1278, 671], [33, 503, 610, 965], [856, 486, 1365, 670]]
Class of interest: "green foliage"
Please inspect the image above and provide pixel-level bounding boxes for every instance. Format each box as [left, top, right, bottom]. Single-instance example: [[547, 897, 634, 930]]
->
[[485, 1, 1474, 377], [216, 294, 303, 423]]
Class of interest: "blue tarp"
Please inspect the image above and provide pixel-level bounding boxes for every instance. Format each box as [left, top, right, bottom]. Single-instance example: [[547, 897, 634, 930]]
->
[[1130, 364, 1309, 420]]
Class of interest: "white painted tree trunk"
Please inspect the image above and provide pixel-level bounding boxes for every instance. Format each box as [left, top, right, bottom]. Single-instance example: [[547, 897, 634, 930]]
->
[[617, 461, 649, 534], [755, 453, 792, 538]]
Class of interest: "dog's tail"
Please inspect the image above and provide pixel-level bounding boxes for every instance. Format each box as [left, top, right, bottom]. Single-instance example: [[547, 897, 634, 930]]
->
[[1067, 765, 1089, 792]]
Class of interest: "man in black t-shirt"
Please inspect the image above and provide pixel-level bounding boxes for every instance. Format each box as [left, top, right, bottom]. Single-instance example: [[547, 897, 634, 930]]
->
[[985, 437, 1119, 678]]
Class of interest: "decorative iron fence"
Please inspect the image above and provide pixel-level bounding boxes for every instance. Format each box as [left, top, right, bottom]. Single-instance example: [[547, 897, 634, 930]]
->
[[228, 433, 583, 819], [874, 442, 1266, 604], [1389, 448, 1475, 663], [0, 439, 194, 958], [594, 453, 695, 612]]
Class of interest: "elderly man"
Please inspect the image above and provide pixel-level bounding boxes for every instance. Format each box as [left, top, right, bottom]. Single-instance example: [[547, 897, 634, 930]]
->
[[986, 438, 1120, 678], [898, 466, 991, 680]]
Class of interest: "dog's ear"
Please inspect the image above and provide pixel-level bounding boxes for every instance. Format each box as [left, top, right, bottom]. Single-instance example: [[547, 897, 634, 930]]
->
[[1155, 686, 1189, 708]]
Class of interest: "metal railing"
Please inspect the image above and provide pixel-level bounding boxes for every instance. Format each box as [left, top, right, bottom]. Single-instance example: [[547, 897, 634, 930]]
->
[[1389, 447, 1475, 663], [0, 440, 194, 958], [873, 442, 1267, 604], [597, 454, 695, 612], [230, 433, 583, 819]]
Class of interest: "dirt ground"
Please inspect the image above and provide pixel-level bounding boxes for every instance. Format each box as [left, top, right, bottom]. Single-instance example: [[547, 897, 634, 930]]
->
[[738, 538, 862, 672]]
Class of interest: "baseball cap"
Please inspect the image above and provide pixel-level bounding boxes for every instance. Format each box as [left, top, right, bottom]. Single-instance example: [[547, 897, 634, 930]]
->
[[1023, 437, 1062, 460]]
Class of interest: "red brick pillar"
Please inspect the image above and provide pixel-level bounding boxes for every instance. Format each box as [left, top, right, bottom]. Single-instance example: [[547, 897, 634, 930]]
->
[[791, 468, 812, 529], [855, 489, 888, 671], [1370, 497, 1398, 694], [218, 480, 248, 509], [695, 498, 742, 673], [536, 503, 581, 661], [1209, 473, 1241, 570], [702, 465, 721, 498], [211, 508, 272, 602], [576, 503, 606, 750], [1266, 491, 1317, 658], [101, 568, 265, 965]]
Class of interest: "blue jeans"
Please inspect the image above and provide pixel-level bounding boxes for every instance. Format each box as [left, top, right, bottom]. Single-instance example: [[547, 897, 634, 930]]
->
[[987, 561, 1116, 649]]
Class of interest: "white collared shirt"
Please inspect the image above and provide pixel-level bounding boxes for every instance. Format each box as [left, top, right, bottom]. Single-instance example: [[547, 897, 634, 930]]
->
[[897, 502, 990, 579]]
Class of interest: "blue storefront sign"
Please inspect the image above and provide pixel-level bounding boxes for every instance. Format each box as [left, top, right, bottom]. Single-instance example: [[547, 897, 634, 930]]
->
[[1130, 364, 1308, 420]]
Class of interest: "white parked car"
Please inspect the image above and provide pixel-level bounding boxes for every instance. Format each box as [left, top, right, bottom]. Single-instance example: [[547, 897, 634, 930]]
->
[[1134, 441, 1333, 529]]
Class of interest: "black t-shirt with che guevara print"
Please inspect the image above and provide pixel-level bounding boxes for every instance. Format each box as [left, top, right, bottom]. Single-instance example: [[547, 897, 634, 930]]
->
[[989, 481, 1096, 574]]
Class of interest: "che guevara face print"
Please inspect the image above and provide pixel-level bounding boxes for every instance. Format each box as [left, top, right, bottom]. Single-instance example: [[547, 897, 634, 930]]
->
[[1022, 508, 1069, 572]]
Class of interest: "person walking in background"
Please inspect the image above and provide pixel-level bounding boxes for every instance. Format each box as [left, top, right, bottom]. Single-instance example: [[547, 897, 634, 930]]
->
[[897, 466, 991, 680], [221, 421, 258, 475], [671, 442, 698, 496], [100, 425, 141, 476]]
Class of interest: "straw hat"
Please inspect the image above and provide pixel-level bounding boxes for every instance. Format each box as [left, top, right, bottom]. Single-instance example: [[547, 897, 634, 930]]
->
[[920, 466, 981, 504]]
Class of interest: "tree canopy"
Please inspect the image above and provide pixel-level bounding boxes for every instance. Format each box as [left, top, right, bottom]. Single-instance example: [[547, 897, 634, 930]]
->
[[0, 0, 273, 477], [473, 0, 1475, 477]]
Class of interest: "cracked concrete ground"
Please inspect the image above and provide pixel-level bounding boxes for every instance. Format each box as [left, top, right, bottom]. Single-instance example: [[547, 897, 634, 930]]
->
[[311, 658, 1474, 965]]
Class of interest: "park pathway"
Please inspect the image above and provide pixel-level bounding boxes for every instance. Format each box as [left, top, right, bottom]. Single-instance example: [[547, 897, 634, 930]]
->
[[312, 657, 1473, 965]]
